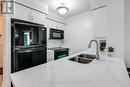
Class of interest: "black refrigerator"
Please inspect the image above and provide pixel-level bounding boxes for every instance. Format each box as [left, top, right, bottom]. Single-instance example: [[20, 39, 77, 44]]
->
[[11, 18, 47, 73]]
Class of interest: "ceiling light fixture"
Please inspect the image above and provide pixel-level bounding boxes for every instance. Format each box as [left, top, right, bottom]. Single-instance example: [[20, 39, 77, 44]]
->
[[57, 2, 69, 15]]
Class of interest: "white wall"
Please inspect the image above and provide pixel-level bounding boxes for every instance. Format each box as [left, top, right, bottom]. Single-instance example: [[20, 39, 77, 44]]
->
[[107, 0, 125, 58], [125, 0, 130, 68], [64, 0, 125, 57], [64, 11, 94, 54], [4, 16, 11, 87]]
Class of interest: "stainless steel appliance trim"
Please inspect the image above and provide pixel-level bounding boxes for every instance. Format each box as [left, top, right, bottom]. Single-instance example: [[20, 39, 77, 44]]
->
[[12, 22, 45, 27]]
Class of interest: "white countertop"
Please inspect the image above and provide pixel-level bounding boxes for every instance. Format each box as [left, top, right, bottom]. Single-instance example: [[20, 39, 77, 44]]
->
[[11, 51, 130, 87]]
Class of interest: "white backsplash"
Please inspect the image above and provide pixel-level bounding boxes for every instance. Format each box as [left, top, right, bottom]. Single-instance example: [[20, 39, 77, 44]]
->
[[47, 39, 64, 48]]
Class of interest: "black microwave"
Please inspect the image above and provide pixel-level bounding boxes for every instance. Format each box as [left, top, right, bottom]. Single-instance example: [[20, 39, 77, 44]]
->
[[49, 28, 64, 39]]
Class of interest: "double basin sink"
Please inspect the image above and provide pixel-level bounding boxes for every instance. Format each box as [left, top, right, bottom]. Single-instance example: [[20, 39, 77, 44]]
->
[[69, 54, 96, 64]]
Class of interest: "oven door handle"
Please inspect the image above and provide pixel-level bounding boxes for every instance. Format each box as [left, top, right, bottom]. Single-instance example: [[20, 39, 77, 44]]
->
[[15, 48, 45, 53]]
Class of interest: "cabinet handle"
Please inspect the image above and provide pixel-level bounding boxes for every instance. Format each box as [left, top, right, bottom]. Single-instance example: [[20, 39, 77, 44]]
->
[[27, 15, 33, 21], [56, 25, 58, 29], [27, 15, 30, 20], [30, 16, 33, 21], [32, 16, 34, 21]]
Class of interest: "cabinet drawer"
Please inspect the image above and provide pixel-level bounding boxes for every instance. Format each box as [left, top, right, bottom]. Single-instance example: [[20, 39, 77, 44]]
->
[[47, 50, 54, 62], [47, 58, 54, 62], [47, 56, 54, 59]]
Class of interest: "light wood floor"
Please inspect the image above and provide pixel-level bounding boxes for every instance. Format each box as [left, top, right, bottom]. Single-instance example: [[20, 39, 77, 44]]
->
[[0, 75, 3, 87]]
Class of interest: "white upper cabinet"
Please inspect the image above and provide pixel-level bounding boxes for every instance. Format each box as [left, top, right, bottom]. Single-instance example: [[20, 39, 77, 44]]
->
[[93, 7, 107, 37], [45, 19, 57, 29], [91, 0, 107, 9], [45, 19, 66, 30], [31, 10, 45, 25], [13, 3, 29, 21], [13, 2, 47, 25], [15, 0, 48, 14], [55, 22, 65, 30], [58, 23, 66, 30]]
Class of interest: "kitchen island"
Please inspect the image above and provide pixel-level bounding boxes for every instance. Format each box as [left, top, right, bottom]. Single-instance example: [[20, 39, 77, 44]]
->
[[11, 51, 130, 87]]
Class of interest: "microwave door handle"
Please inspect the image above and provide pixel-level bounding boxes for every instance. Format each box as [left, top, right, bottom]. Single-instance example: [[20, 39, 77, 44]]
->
[[16, 50, 32, 53]]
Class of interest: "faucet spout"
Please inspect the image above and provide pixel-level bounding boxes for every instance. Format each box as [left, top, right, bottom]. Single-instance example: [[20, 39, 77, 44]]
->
[[88, 40, 100, 60]]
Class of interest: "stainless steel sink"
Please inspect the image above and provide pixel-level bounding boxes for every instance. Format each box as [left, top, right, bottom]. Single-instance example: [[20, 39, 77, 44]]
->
[[69, 54, 96, 64], [78, 54, 96, 59]]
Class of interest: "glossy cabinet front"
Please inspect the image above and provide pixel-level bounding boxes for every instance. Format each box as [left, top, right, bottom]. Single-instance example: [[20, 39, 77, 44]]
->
[[13, 3, 46, 25]]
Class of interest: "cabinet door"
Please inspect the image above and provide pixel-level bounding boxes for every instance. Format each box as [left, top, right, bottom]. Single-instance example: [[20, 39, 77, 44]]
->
[[13, 3, 30, 21], [58, 23, 66, 30], [53, 22, 66, 30], [93, 7, 107, 37], [91, 0, 107, 9], [31, 10, 45, 25], [13, 3, 46, 24]]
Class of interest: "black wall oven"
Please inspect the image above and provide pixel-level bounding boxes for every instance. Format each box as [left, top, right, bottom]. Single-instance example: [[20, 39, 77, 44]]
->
[[11, 19, 47, 73], [49, 28, 64, 39]]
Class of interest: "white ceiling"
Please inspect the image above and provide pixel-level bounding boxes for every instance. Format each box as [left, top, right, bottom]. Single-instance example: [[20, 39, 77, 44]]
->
[[38, 0, 91, 18]]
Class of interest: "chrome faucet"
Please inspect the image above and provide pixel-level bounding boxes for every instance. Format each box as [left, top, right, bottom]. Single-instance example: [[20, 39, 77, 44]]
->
[[88, 40, 100, 60]]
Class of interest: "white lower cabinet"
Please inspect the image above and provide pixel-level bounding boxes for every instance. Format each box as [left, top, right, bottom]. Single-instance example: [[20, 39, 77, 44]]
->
[[47, 50, 54, 62]]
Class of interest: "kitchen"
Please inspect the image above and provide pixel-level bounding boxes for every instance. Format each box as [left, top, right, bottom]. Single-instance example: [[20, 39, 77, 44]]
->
[[1, 0, 130, 87]]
